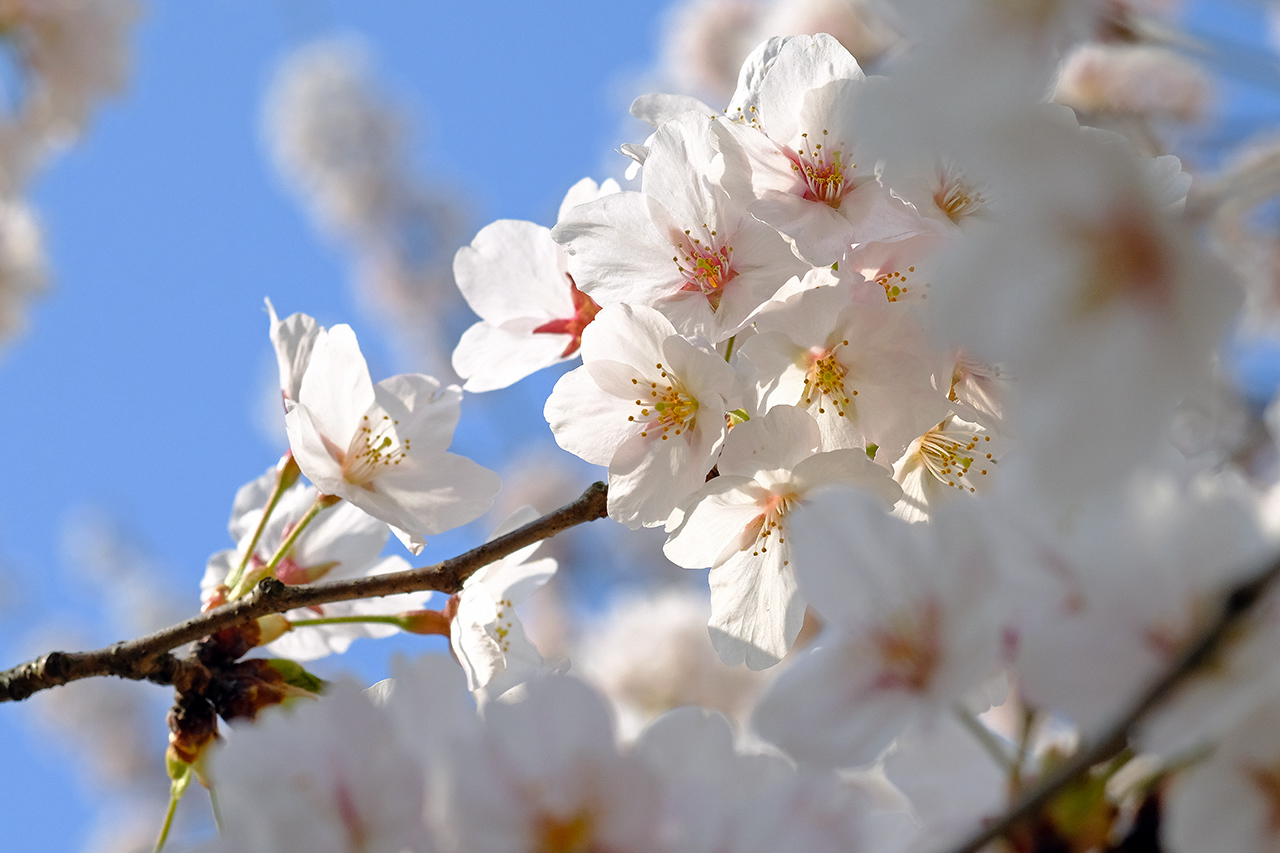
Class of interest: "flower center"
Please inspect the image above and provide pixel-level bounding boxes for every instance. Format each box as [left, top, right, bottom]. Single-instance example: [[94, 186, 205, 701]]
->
[[675, 230, 737, 312], [535, 810, 596, 853], [802, 341, 856, 417], [627, 362, 698, 441], [532, 274, 601, 358], [790, 130, 854, 208], [914, 421, 995, 494], [1074, 202, 1174, 317], [745, 491, 799, 558], [871, 600, 942, 692], [1247, 764, 1280, 835], [877, 265, 917, 302], [343, 414, 408, 488], [933, 167, 986, 224]]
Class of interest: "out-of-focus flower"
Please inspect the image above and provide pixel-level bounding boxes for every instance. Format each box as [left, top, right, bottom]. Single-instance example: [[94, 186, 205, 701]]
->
[[0, 199, 44, 348], [0, 0, 138, 192], [574, 587, 769, 739], [1056, 42, 1211, 123]]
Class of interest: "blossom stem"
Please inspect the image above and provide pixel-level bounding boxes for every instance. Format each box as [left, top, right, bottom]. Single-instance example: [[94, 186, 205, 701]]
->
[[288, 614, 409, 629], [228, 493, 339, 600], [223, 453, 301, 596], [154, 766, 191, 852], [951, 704, 1014, 773]]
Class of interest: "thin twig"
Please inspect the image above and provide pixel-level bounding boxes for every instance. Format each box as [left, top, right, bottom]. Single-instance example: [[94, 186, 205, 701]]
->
[[939, 552, 1280, 853], [0, 481, 609, 703]]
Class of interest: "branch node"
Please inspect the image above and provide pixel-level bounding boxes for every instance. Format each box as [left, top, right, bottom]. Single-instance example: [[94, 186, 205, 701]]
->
[[255, 577, 286, 599]]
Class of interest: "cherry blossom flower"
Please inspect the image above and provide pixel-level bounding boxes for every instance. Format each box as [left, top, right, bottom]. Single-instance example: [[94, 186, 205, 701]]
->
[[447, 675, 665, 853], [999, 467, 1274, 741], [283, 320, 500, 554], [664, 405, 901, 669], [201, 466, 422, 660], [450, 507, 559, 704], [753, 489, 1006, 768], [204, 681, 431, 853], [891, 415, 1003, 523], [553, 111, 807, 343], [738, 280, 948, 460], [712, 34, 925, 265], [929, 113, 1236, 499], [451, 178, 617, 392], [544, 303, 739, 527]]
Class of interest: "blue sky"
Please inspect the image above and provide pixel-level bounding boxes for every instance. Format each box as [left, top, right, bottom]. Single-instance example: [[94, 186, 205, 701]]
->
[[0, 2, 675, 848]]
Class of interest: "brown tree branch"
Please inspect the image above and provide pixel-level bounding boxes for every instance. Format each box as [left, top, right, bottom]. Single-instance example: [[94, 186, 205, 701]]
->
[[940, 550, 1280, 853], [0, 481, 609, 703]]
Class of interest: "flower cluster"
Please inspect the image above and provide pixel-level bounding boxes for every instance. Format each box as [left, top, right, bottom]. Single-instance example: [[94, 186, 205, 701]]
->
[[28, 4, 1280, 853]]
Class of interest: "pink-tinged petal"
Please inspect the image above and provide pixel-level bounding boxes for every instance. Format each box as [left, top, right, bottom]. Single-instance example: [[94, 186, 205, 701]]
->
[[296, 323, 377, 444], [284, 400, 347, 496], [454, 219, 575, 325], [372, 373, 461, 456], [754, 636, 925, 767], [790, 450, 902, 507], [453, 320, 572, 393], [708, 545, 804, 670], [664, 477, 769, 569]]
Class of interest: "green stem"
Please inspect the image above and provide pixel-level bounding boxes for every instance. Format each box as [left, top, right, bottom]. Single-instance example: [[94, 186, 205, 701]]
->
[[224, 459, 295, 595], [288, 614, 408, 629], [722, 334, 737, 362], [228, 494, 336, 600], [952, 704, 1015, 774], [154, 767, 191, 852], [1009, 707, 1037, 795]]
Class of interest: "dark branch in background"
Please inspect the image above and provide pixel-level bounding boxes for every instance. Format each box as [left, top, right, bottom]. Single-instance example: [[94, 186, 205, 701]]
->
[[0, 481, 609, 703], [940, 551, 1280, 853]]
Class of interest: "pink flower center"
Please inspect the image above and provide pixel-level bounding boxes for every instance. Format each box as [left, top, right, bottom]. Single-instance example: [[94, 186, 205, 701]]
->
[[790, 130, 854, 208], [675, 234, 737, 312], [802, 341, 856, 418], [532, 274, 601, 358], [871, 600, 943, 692]]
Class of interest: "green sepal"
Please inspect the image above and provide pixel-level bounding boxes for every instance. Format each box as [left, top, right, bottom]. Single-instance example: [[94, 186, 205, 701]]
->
[[265, 658, 327, 694]]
